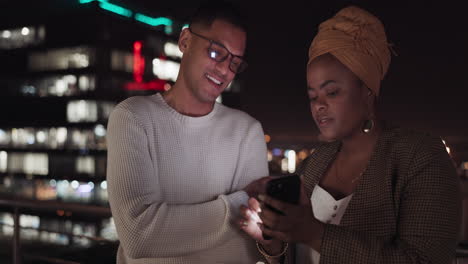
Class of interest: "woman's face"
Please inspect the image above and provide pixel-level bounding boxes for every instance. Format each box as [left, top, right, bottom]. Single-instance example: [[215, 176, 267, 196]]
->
[[306, 54, 372, 141]]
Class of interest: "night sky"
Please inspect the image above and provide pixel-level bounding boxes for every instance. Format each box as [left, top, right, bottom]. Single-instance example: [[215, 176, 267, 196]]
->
[[2, 0, 468, 161]]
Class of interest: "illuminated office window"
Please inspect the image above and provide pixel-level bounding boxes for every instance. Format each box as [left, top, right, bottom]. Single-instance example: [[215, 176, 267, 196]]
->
[[0, 151, 7, 173], [94, 124, 107, 150], [71, 129, 89, 149], [24, 153, 48, 175], [47, 127, 68, 149], [20, 214, 40, 229], [8, 153, 48, 175], [287, 150, 296, 173], [281, 158, 288, 173], [94, 124, 106, 138], [35, 180, 57, 201], [101, 217, 118, 241], [78, 75, 96, 92], [20, 75, 81, 97], [35, 129, 48, 146], [99, 102, 115, 120], [164, 42, 182, 59], [111, 50, 133, 73], [67, 100, 115, 123], [0, 213, 14, 236], [67, 100, 98, 123], [19, 214, 41, 241], [0, 26, 45, 50], [0, 129, 10, 146], [152, 58, 180, 82], [0, 127, 108, 150], [28, 47, 94, 71], [76, 156, 95, 174], [11, 128, 36, 147], [19, 75, 97, 97], [56, 180, 95, 205]]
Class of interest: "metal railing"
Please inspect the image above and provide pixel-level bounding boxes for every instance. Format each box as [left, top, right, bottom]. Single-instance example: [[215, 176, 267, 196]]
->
[[0, 197, 113, 264]]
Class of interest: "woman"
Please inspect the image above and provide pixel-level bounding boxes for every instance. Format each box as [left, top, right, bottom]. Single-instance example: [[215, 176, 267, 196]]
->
[[240, 6, 461, 264]]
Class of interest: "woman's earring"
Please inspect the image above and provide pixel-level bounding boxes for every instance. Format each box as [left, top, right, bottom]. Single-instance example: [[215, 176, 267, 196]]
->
[[362, 119, 374, 134]]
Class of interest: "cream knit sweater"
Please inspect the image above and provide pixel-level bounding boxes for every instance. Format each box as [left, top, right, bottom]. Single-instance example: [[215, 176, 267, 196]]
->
[[106, 93, 268, 264]]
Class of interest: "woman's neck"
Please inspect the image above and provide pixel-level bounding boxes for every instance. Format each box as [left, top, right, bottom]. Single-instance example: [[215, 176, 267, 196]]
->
[[340, 121, 383, 157]]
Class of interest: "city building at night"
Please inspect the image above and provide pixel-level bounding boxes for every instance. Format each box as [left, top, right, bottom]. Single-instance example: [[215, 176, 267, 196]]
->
[[0, 1, 243, 263], [1, 1, 467, 263]]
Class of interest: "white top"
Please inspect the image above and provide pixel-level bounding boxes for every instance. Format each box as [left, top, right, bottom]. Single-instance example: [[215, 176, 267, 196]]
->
[[296, 185, 353, 264], [106, 93, 269, 264]]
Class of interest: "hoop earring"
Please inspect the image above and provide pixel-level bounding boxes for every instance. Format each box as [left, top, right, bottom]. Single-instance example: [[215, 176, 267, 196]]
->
[[362, 119, 374, 134]]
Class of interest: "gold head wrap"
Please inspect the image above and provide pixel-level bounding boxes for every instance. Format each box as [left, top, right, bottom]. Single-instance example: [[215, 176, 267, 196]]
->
[[308, 6, 391, 96]]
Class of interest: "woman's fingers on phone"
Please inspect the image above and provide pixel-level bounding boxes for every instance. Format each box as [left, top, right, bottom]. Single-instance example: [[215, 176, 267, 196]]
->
[[262, 195, 291, 215], [259, 205, 287, 230], [299, 183, 310, 206], [259, 223, 290, 242]]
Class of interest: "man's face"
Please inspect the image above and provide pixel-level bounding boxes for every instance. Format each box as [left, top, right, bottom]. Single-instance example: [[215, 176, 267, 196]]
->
[[179, 19, 246, 105]]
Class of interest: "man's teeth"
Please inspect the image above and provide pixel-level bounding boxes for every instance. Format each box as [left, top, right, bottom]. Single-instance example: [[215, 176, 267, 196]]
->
[[206, 74, 222, 85]]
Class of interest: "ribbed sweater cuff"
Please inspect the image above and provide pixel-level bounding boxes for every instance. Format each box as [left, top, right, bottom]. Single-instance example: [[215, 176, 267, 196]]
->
[[225, 190, 249, 219]]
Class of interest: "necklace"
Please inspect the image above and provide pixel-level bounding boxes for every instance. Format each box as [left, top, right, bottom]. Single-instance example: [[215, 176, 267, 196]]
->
[[334, 151, 368, 184]]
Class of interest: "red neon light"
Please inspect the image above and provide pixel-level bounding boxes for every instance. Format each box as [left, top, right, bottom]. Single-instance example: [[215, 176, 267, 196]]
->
[[133, 41, 145, 83], [134, 41, 142, 51], [124, 79, 167, 91]]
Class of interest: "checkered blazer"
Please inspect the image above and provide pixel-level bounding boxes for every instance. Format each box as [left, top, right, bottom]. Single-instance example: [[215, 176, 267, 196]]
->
[[292, 127, 461, 264]]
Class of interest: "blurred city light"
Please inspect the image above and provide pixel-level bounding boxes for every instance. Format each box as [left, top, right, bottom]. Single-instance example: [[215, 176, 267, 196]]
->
[[21, 27, 30, 35], [164, 42, 183, 58], [287, 150, 296, 173], [99, 2, 132, 18], [135, 14, 172, 27], [152, 58, 180, 82], [1, 30, 11, 38]]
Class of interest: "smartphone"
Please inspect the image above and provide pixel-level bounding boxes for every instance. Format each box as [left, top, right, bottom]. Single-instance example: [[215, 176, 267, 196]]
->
[[262, 174, 301, 239]]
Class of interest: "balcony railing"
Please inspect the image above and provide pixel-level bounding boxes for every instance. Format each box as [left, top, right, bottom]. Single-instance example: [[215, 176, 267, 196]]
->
[[0, 196, 113, 264]]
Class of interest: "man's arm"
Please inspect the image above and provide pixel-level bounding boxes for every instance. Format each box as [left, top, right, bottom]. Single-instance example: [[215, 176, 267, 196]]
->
[[233, 119, 269, 197], [106, 105, 252, 259]]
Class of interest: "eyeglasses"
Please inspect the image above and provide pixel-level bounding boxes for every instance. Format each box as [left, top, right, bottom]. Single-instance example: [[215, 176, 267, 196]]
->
[[189, 28, 247, 74]]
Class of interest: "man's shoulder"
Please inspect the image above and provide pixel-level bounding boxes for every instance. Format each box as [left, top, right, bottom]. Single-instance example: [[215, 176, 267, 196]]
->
[[113, 94, 162, 117], [216, 103, 260, 125]]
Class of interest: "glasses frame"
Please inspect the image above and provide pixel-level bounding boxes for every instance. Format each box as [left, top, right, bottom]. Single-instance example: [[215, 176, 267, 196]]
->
[[188, 28, 247, 74]]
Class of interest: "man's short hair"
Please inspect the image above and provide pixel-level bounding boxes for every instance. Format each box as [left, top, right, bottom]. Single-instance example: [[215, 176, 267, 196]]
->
[[189, 0, 247, 33]]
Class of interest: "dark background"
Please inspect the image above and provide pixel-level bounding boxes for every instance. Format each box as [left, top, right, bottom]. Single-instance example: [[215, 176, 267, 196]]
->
[[137, 0, 468, 161], [1, 0, 468, 161]]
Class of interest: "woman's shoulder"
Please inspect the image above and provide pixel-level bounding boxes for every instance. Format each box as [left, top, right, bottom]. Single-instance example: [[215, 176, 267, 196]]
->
[[386, 126, 445, 150], [383, 126, 449, 166]]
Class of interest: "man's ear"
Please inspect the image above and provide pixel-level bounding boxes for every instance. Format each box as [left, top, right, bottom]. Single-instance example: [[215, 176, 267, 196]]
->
[[178, 28, 191, 53]]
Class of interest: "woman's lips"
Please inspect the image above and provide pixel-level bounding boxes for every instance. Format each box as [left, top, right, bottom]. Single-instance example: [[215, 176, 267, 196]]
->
[[317, 116, 333, 127]]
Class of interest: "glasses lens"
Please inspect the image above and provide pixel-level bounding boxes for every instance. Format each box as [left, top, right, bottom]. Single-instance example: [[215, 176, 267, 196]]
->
[[208, 43, 228, 62], [230, 57, 247, 73], [207, 40, 247, 74]]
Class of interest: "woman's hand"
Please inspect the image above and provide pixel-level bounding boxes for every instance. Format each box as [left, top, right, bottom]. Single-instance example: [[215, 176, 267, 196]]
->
[[243, 176, 274, 199], [239, 197, 284, 254], [258, 183, 324, 250]]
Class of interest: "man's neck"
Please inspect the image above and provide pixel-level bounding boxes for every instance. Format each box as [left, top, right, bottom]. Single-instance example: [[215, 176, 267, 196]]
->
[[162, 85, 214, 117]]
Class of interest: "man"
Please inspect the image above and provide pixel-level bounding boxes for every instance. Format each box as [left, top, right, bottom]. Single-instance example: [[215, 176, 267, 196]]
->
[[106, 1, 268, 263]]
